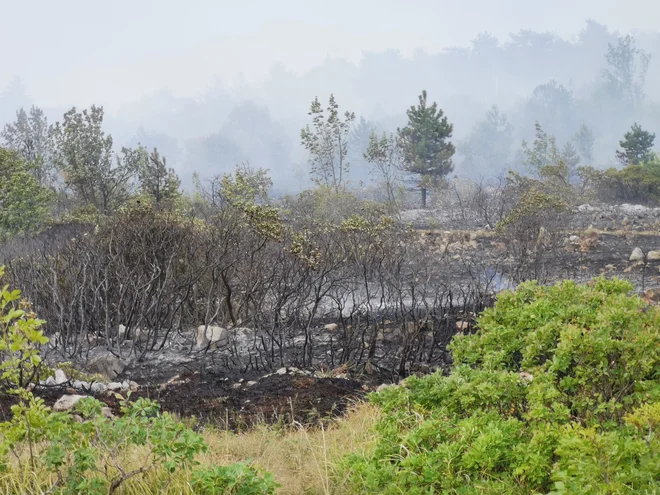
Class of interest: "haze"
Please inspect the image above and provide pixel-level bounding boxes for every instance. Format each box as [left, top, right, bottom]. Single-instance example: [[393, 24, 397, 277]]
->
[[2, 0, 660, 191]]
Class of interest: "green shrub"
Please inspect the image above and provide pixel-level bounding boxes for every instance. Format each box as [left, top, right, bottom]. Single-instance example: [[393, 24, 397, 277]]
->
[[341, 278, 660, 494], [191, 462, 279, 494]]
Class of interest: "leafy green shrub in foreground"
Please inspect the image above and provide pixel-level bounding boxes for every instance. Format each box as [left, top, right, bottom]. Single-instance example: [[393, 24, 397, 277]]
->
[[342, 278, 660, 494]]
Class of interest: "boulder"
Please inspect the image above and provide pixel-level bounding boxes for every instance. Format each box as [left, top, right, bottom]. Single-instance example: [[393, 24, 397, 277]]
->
[[54, 369, 67, 385], [45, 376, 56, 386], [107, 382, 122, 391], [630, 247, 645, 262], [275, 367, 287, 375], [196, 325, 228, 349], [53, 394, 87, 412], [323, 323, 339, 331], [568, 235, 581, 246], [87, 354, 126, 381], [456, 320, 470, 331], [648, 250, 660, 261], [91, 382, 107, 394]]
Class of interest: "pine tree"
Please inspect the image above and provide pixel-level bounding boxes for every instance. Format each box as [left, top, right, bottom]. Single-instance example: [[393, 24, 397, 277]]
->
[[616, 123, 656, 165], [397, 90, 454, 208], [138, 148, 181, 206]]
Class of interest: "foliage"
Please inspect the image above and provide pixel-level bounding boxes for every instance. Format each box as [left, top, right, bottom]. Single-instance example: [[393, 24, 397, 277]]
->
[[0, 106, 55, 186], [50, 106, 140, 212], [461, 105, 514, 177], [521, 122, 581, 184], [137, 147, 181, 206], [342, 278, 660, 494], [190, 462, 279, 494], [364, 132, 404, 213], [0, 149, 53, 240], [616, 123, 656, 166], [585, 157, 660, 205], [397, 90, 454, 207], [300, 94, 355, 192], [573, 123, 595, 164], [604, 34, 651, 107]]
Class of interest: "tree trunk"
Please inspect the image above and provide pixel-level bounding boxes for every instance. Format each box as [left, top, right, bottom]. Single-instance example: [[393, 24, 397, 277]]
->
[[421, 187, 427, 209]]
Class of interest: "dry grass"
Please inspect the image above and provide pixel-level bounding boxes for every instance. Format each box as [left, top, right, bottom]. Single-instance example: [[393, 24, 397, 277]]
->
[[0, 402, 379, 495]]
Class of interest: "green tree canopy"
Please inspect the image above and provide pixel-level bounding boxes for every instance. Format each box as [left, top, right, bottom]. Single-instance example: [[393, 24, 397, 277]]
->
[[397, 90, 455, 207], [0, 149, 52, 239], [137, 147, 181, 206], [616, 123, 656, 165]]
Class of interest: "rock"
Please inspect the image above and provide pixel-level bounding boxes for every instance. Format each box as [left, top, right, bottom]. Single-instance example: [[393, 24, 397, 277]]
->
[[101, 407, 115, 419], [323, 323, 339, 331], [91, 382, 107, 394], [376, 383, 397, 393], [45, 376, 56, 386], [129, 380, 139, 392], [87, 354, 126, 381], [456, 320, 470, 331], [121, 380, 130, 391], [568, 235, 581, 246], [604, 264, 617, 272], [196, 325, 228, 349], [232, 383, 242, 389], [73, 380, 90, 391], [630, 247, 645, 262], [648, 250, 660, 261], [275, 367, 287, 375], [247, 381, 258, 387], [519, 372, 534, 383], [54, 369, 67, 385], [53, 394, 87, 412], [107, 382, 122, 391]]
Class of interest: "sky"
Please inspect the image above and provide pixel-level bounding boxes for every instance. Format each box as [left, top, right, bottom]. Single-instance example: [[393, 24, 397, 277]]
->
[[2, 0, 659, 111]]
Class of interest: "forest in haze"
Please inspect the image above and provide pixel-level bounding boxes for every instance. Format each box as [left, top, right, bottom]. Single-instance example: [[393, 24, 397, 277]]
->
[[1, 20, 659, 193]]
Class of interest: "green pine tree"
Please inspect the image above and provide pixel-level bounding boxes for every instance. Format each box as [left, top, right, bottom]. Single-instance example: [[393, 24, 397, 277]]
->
[[397, 90, 455, 208], [616, 123, 656, 165]]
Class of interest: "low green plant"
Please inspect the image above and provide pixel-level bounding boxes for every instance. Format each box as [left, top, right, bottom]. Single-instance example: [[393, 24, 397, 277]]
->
[[341, 277, 660, 494], [191, 462, 279, 494]]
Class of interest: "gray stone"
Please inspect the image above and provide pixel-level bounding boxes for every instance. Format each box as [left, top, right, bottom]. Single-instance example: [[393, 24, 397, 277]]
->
[[91, 382, 107, 394], [54, 369, 67, 385], [87, 354, 126, 381], [107, 382, 122, 391], [196, 325, 228, 349], [630, 247, 645, 262], [247, 381, 258, 387], [275, 367, 287, 375], [121, 380, 130, 391], [323, 323, 338, 331], [568, 235, 581, 246], [647, 250, 660, 261], [53, 394, 87, 412], [45, 376, 56, 386], [101, 407, 115, 419], [129, 380, 139, 392]]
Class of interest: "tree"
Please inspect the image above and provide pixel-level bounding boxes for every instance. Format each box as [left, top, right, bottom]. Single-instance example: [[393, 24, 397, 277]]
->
[[50, 106, 139, 212], [364, 132, 403, 212], [397, 90, 455, 208], [0, 149, 52, 239], [573, 123, 595, 164], [138, 148, 181, 206], [526, 80, 575, 142], [300, 94, 355, 192], [604, 35, 651, 109], [616, 123, 656, 165], [461, 105, 513, 178], [521, 122, 581, 186], [348, 117, 377, 184], [1, 106, 55, 186]]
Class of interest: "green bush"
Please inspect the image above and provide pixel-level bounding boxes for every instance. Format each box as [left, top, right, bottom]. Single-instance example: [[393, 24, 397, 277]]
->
[[341, 278, 660, 494], [191, 462, 279, 494]]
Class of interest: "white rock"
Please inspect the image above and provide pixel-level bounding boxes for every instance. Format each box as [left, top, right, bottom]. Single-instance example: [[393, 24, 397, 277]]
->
[[73, 380, 83, 390], [121, 380, 130, 391], [376, 383, 397, 393], [91, 382, 107, 394], [53, 394, 87, 412], [232, 383, 242, 389], [247, 381, 258, 387], [323, 323, 339, 331], [568, 235, 581, 245], [129, 380, 139, 392], [456, 320, 470, 331], [275, 367, 287, 375], [647, 250, 660, 261], [45, 376, 56, 386], [54, 369, 67, 385], [107, 382, 122, 391], [196, 325, 228, 349], [87, 354, 126, 381], [630, 247, 645, 261]]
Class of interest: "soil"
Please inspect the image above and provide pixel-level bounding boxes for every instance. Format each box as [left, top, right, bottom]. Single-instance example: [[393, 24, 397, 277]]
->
[[0, 371, 367, 430]]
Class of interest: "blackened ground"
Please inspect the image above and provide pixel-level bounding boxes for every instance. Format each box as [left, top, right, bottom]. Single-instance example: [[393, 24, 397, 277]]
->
[[0, 372, 366, 431]]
